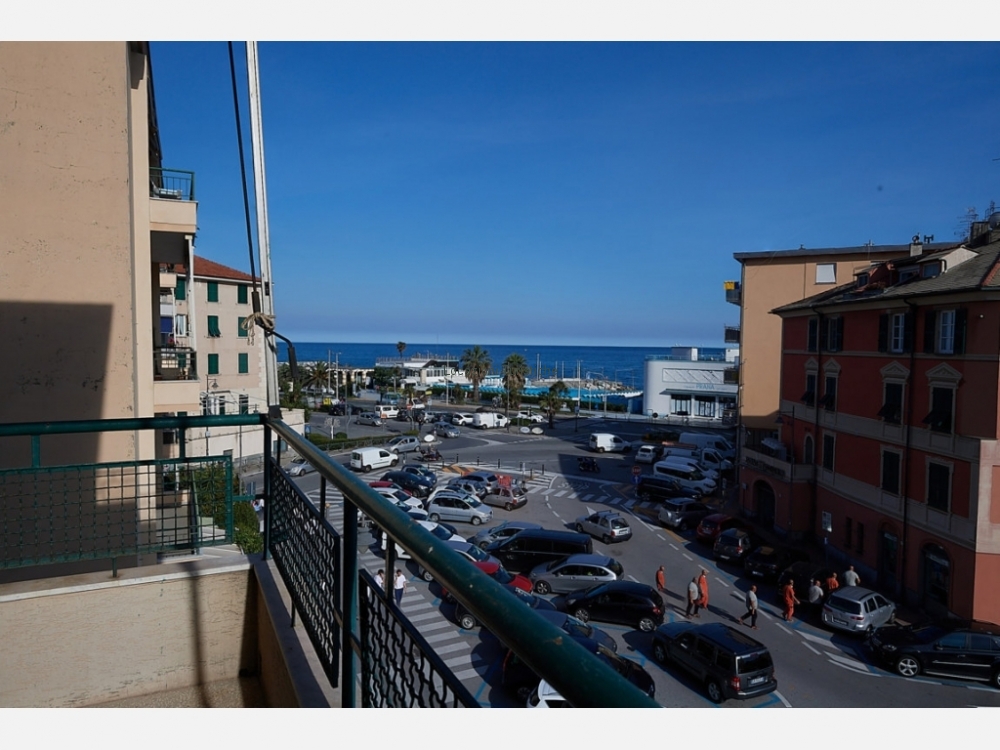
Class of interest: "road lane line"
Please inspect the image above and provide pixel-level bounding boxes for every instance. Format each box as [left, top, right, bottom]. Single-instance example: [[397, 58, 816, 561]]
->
[[627, 575, 638, 582], [552, 512, 561, 519], [774, 691, 792, 708], [827, 659, 878, 676], [774, 622, 792, 635], [623, 499, 636, 509], [802, 641, 820, 655], [714, 578, 729, 588], [798, 630, 833, 646], [682, 553, 693, 561], [669, 543, 679, 550], [657, 534, 667, 541]]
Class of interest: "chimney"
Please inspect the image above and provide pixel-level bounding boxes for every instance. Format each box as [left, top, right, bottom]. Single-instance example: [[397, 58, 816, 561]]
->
[[909, 235, 922, 256]]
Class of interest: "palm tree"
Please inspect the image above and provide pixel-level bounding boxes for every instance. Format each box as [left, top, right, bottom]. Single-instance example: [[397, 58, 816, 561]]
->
[[302, 361, 331, 403], [396, 341, 406, 394], [461, 346, 492, 405], [538, 379, 569, 428], [501, 353, 530, 418]]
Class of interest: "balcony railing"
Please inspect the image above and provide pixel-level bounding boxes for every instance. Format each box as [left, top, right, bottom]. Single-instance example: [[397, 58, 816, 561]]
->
[[0, 413, 657, 708], [723, 365, 739, 385], [724, 280, 741, 306], [724, 325, 741, 344], [154, 346, 197, 381], [150, 167, 195, 201]]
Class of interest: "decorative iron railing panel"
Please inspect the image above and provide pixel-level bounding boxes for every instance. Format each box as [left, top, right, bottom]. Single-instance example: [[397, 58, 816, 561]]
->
[[359, 570, 478, 708], [267, 460, 342, 688]]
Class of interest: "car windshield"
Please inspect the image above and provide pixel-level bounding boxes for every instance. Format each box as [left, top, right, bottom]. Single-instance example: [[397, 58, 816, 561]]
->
[[466, 546, 489, 562], [492, 566, 514, 585], [609, 560, 624, 577], [827, 595, 863, 615], [737, 650, 773, 673], [429, 525, 452, 541], [562, 616, 592, 639], [610, 519, 628, 529]]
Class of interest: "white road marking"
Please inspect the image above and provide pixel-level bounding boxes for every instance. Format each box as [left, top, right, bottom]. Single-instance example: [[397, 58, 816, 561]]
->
[[554, 490, 568, 497], [669, 543, 679, 550], [610, 497, 622, 505], [623, 499, 636, 510], [543, 489, 556, 495], [444, 653, 487, 668], [580, 494, 595, 502], [714, 578, 729, 588], [682, 553, 693, 561], [774, 622, 792, 635], [761, 611, 774, 621], [657, 534, 667, 541], [798, 630, 833, 646], [827, 658, 878, 676], [627, 575, 638, 582], [774, 690, 792, 708], [826, 652, 870, 670], [802, 641, 820, 655], [552, 512, 561, 519], [641, 521, 658, 532]]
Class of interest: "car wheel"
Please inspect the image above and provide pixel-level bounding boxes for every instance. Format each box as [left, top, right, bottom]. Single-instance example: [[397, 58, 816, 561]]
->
[[990, 669, 1000, 690], [574, 608, 590, 623], [602, 534, 612, 544], [705, 679, 724, 704], [895, 655, 921, 678], [638, 617, 655, 633], [459, 612, 477, 630], [576, 523, 585, 533], [639, 491, 650, 501], [652, 642, 668, 664], [363, 465, 371, 473], [505, 502, 514, 511], [391, 458, 399, 466], [421, 568, 434, 583], [534, 580, 551, 595], [678, 520, 689, 532], [429, 513, 440, 523], [478, 541, 490, 550], [598, 447, 606, 453], [471, 516, 482, 526]]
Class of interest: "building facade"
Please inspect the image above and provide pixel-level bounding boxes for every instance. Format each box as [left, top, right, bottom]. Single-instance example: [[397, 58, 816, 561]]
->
[[642, 347, 738, 422], [738, 228, 1000, 623]]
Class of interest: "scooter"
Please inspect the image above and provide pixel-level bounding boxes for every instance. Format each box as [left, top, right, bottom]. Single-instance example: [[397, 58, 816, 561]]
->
[[577, 457, 600, 473]]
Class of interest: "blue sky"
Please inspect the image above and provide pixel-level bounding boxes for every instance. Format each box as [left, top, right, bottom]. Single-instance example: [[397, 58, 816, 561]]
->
[[149, 42, 1000, 347]]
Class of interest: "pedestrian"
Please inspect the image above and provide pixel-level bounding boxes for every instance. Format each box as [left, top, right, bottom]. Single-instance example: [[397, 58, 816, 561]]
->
[[686, 576, 701, 618], [393, 569, 407, 606], [843, 565, 861, 587], [251, 497, 265, 533], [374, 569, 385, 592], [698, 569, 710, 610], [655, 565, 667, 594], [738, 585, 759, 629], [808, 579, 825, 613], [825, 571, 840, 594], [782, 581, 799, 622]]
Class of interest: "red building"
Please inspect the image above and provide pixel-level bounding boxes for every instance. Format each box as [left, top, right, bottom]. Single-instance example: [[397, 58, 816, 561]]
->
[[739, 226, 1000, 623]]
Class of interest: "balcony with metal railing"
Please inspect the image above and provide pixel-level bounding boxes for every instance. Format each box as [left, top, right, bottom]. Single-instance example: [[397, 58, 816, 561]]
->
[[723, 280, 741, 306], [149, 168, 197, 242], [724, 325, 741, 344], [0, 414, 657, 708]]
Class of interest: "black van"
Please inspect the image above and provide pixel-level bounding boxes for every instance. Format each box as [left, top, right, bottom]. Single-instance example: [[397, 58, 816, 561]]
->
[[650, 621, 777, 703], [485, 528, 593, 574]]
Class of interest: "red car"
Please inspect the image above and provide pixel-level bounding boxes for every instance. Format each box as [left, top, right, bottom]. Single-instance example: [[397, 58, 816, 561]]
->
[[368, 480, 411, 495], [442, 560, 532, 601], [695, 513, 748, 545]]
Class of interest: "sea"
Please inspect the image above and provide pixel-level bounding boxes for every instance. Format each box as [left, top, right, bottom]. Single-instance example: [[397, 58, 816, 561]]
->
[[277, 341, 729, 390]]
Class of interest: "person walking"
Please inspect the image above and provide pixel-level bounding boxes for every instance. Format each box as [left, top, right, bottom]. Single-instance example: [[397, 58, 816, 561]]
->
[[808, 579, 825, 614], [825, 571, 840, 594], [697, 569, 710, 610], [393, 569, 407, 606], [843, 565, 861, 587], [738, 585, 759, 629], [782, 581, 799, 622], [686, 576, 701, 618], [374, 569, 385, 593], [655, 565, 667, 595]]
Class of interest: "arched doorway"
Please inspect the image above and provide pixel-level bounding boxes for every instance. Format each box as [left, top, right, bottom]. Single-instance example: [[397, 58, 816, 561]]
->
[[754, 480, 776, 530], [877, 525, 899, 596], [921, 543, 951, 616], [803, 435, 814, 465]]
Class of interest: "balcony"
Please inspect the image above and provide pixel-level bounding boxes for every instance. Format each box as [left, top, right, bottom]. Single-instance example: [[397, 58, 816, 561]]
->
[[150, 169, 197, 260], [724, 280, 741, 306], [724, 325, 741, 344], [723, 365, 739, 385], [0, 414, 655, 708]]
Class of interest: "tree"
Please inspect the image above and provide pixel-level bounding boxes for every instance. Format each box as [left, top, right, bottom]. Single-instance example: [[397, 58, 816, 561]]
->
[[461, 346, 492, 405], [302, 361, 331, 400], [501, 353, 530, 418], [396, 341, 407, 393], [372, 366, 395, 393], [537, 380, 569, 428]]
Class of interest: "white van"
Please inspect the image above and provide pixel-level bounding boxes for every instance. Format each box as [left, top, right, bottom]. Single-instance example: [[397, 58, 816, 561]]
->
[[473, 412, 509, 429], [374, 405, 400, 420], [589, 433, 631, 453], [661, 446, 733, 472], [350, 447, 399, 473], [657, 455, 719, 481], [678, 432, 735, 459], [652, 461, 717, 497]]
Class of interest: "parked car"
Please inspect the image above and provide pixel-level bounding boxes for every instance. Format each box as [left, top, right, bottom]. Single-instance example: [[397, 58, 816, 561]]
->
[[468, 520, 543, 549], [634, 445, 662, 464], [657, 498, 713, 531], [743, 546, 809, 582], [447, 477, 489, 499], [356, 412, 384, 427], [635, 475, 701, 503], [866, 619, 1000, 687], [454, 584, 556, 631], [462, 470, 502, 493], [381, 520, 464, 560], [401, 464, 437, 487], [485, 528, 594, 574], [452, 413, 475, 426], [386, 435, 421, 454], [434, 422, 461, 438], [512, 411, 544, 423], [484, 486, 528, 511], [526, 680, 571, 708], [713, 528, 757, 564], [695, 513, 748, 545], [425, 490, 493, 526], [529, 553, 624, 595], [821, 586, 896, 635], [588, 432, 631, 453], [380, 470, 434, 499], [650, 621, 777, 703], [511, 643, 655, 702], [574, 510, 632, 543], [370, 485, 425, 511], [563, 581, 665, 632], [442, 560, 532, 602], [416, 540, 500, 582], [775, 562, 835, 604], [287, 457, 316, 477]]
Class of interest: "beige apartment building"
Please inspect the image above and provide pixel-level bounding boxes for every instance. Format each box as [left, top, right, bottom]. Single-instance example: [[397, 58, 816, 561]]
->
[[727, 238, 957, 442]]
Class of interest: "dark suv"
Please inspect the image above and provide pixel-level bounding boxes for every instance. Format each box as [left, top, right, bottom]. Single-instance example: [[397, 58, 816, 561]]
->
[[713, 528, 756, 564], [635, 475, 700, 503], [744, 546, 809, 581], [650, 621, 777, 703], [380, 470, 434, 499], [867, 619, 1000, 688], [563, 581, 664, 632]]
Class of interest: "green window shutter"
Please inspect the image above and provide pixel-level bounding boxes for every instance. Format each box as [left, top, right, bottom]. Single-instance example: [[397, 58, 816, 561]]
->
[[208, 315, 221, 337], [239, 353, 249, 374], [175, 278, 186, 301], [238, 317, 248, 337], [238, 285, 248, 304], [208, 353, 219, 375], [207, 281, 219, 302]]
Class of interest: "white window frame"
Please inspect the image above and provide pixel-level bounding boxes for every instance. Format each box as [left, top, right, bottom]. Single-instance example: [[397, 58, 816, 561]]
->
[[937, 309, 956, 355], [816, 263, 837, 284], [174, 313, 187, 337], [890, 313, 906, 353]]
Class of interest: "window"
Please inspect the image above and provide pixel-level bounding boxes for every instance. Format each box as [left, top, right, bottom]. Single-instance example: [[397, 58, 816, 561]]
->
[[174, 314, 187, 337], [207, 282, 219, 302], [672, 395, 691, 415], [890, 313, 906, 352], [238, 284, 248, 304], [818, 375, 837, 411], [207, 315, 221, 337], [816, 263, 836, 284], [927, 462, 951, 512], [238, 352, 249, 374], [937, 310, 955, 354], [856, 522, 865, 554], [923, 387, 954, 434], [820, 317, 844, 352], [881, 450, 901, 494], [807, 319, 818, 352], [856, 272, 870, 287], [238, 316, 248, 338], [803, 434, 814, 464], [822, 434, 835, 471], [162, 430, 175, 445], [878, 382, 903, 424], [175, 278, 186, 301], [207, 353, 219, 375], [921, 261, 942, 278], [927, 309, 967, 354], [880, 312, 913, 354], [844, 517, 853, 548], [802, 372, 816, 406], [239, 394, 249, 414]]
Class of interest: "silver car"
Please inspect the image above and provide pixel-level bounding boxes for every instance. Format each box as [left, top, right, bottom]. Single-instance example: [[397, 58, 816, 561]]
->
[[434, 422, 461, 438], [574, 511, 632, 543], [657, 498, 712, 531], [356, 412, 383, 426], [821, 586, 896, 634], [426, 490, 493, 526], [447, 477, 489, 499], [528, 553, 624, 595]]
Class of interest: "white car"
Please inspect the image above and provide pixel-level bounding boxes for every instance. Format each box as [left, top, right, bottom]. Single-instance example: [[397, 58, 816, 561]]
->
[[527, 680, 570, 708], [287, 457, 316, 477], [634, 445, 660, 464], [382, 520, 464, 559], [371, 485, 424, 511], [452, 413, 475, 426], [513, 411, 544, 423]]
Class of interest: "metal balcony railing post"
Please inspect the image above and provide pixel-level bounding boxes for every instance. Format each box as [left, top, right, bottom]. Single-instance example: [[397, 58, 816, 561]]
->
[[262, 420, 272, 561], [342, 496, 358, 707]]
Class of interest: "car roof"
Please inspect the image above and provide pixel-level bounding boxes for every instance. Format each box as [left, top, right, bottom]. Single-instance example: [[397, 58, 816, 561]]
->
[[585, 580, 655, 596], [660, 622, 769, 654], [701, 513, 732, 523], [559, 553, 616, 566], [828, 586, 881, 602]]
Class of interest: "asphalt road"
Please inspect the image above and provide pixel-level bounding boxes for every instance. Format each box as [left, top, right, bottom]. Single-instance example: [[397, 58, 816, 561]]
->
[[268, 410, 1000, 708]]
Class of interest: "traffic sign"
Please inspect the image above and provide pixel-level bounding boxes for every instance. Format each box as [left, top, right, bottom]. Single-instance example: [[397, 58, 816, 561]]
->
[[632, 465, 641, 476]]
